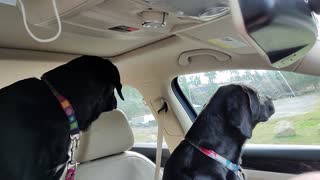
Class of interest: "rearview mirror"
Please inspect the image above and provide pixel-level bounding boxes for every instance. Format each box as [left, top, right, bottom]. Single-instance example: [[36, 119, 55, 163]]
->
[[230, 0, 318, 68]]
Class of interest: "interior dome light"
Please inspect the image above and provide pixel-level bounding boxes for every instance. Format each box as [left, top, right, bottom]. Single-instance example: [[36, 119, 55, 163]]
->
[[199, 6, 230, 20], [142, 0, 230, 21], [141, 11, 167, 29]]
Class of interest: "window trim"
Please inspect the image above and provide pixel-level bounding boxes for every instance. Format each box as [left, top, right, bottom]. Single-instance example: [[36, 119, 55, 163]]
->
[[171, 77, 197, 122]]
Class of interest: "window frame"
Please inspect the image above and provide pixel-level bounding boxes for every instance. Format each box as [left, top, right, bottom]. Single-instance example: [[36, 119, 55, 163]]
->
[[171, 77, 197, 122]]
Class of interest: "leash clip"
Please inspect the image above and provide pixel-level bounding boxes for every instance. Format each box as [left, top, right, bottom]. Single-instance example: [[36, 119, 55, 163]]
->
[[70, 135, 80, 163], [237, 167, 246, 180], [66, 135, 80, 180]]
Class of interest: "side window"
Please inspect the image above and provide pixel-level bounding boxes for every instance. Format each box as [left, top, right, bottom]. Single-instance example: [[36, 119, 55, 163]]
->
[[116, 86, 163, 144], [178, 70, 320, 145]]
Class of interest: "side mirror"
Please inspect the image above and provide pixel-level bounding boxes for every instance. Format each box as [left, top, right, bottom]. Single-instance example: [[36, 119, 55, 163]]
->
[[230, 0, 318, 68]]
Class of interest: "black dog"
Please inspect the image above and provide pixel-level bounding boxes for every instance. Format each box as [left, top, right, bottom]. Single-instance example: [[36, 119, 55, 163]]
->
[[0, 56, 124, 180], [163, 84, 274, 180]]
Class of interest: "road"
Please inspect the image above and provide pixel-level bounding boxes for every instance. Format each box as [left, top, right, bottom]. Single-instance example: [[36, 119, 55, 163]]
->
[[271, 93, 320, 119]]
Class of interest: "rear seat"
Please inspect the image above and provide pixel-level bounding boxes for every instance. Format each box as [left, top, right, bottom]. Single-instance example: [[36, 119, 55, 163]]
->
[[76, 109, 160, 180]]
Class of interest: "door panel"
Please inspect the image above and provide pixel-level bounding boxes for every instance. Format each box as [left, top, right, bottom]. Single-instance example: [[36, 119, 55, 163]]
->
[[242, 145, 320, 174], [131, 143, 320, 175], [245, 170, 294, 180]]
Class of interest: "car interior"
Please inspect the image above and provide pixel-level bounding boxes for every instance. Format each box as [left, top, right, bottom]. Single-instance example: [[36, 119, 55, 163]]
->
[[0, 0, 320, 179]]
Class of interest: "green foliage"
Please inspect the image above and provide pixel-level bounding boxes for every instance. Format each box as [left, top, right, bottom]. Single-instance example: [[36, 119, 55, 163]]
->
[[178, 70, 320, 109], [281, 72, 320, 93]]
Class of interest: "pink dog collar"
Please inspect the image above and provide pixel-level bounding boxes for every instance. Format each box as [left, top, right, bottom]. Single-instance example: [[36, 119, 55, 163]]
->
[[187, 140, 245, 180]]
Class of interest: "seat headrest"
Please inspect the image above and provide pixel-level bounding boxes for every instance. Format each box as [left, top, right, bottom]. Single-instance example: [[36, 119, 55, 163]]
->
[[77, 110, 134, 163]]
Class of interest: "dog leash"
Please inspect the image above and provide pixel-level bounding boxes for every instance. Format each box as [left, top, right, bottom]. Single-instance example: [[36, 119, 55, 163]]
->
[[187, 140, 245, 180], [42, 76, 80, 180]]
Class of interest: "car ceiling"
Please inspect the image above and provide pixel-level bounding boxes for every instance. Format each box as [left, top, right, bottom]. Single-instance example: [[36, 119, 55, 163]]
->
[[0, 0, 257, 56], [0, 0, 319, 83], [0, 4, 167, 57]]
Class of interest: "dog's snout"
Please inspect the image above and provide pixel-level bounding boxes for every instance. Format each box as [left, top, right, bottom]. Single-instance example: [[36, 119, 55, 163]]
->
[[267, 100, 275, 115], [261, 95, 275, 118], [266, 95, 272, 101]]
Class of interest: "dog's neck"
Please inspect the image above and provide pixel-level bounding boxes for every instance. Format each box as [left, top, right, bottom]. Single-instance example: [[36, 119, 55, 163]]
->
[[186, 113, 246, 164], [41, 75, 101, 131]]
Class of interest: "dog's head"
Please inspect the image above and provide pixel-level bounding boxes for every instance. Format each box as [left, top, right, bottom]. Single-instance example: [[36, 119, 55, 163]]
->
[[212, 84, 275, 139], [43, 56, 124, 130]]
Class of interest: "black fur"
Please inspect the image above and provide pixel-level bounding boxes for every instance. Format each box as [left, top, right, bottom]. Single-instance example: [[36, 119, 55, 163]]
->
[[0, 56, 123, 180], [163, 84, 275, 180]]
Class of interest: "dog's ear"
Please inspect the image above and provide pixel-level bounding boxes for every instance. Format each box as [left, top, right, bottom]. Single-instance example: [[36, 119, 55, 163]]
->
[[226, 85, 255, 139], [112, 66, 124, 101], [116, 82, 124, 101]]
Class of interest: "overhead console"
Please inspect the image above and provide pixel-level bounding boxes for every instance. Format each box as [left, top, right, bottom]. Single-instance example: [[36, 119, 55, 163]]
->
[[230, 0, 318, 68], [19, 0, 231, 39]]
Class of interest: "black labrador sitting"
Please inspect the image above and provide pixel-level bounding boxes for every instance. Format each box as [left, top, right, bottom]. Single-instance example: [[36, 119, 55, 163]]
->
[[163, 84, 274, 180], [0, 56, 124, 180]]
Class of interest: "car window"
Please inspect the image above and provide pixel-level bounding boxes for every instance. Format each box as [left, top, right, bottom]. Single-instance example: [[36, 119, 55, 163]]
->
[[116, 86, 165, 144], [178, 70, 320, 145]]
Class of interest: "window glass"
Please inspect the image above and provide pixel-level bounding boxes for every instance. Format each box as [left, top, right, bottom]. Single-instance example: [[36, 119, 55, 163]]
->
[[116, 86, 164, 144], [178, 70, 320, 145]]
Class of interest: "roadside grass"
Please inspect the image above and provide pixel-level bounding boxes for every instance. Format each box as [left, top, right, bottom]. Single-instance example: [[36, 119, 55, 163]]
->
[[248, 102, 320, 145]]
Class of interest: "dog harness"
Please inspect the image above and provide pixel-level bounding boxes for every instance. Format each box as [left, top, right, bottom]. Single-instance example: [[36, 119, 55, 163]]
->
[[42, 76, 80, 180], [187, 140, 245, 180]]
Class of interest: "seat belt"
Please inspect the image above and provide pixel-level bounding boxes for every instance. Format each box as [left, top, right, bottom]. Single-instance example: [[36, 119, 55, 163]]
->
[[155, 100, 168, 180]]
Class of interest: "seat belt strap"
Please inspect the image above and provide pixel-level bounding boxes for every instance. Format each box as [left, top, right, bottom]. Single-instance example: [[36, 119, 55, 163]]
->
[[155, 100, 168, 180]]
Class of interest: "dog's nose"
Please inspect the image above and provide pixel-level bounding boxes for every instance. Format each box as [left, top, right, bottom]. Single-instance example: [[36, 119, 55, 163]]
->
[[266, 95, 272, 101], [268, 102, 275, 115], [264, 96, 275, 116]]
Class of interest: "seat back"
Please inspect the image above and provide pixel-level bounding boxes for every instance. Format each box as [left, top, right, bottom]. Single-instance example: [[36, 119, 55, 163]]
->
[[77, 110, 134, 162], [76, 110, 159, 180]]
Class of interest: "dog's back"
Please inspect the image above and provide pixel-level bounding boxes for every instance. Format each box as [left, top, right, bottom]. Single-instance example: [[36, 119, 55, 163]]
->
[[0, 78, 69, 180]]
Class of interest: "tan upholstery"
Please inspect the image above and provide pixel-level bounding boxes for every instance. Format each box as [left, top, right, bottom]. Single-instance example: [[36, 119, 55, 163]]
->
[[77, 151, 158, 180], [77, 110, 134, 163], [76, 110, 160, 180]]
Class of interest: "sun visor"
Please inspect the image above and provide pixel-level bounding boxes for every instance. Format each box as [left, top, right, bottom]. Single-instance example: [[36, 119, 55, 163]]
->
[[230, 0, 318, 68]]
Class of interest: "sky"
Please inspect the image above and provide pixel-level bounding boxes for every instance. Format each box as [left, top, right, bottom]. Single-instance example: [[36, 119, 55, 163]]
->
[[184, 70, 267, 84]]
